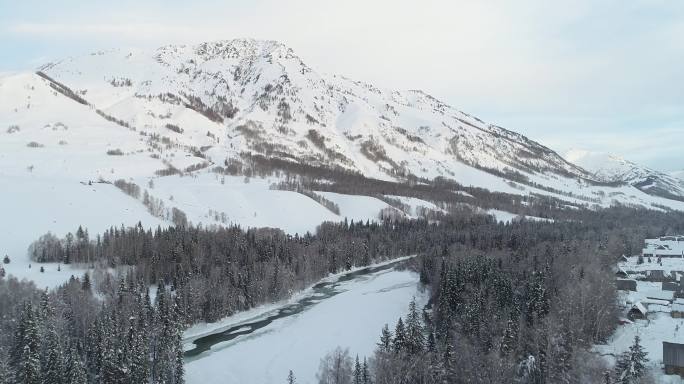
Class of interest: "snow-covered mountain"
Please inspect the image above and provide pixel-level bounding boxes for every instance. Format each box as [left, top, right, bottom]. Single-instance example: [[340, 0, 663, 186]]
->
[[3, 37, 684, 252], [5, 38, 684, 287], [566, 149, 684, 200], [33, 39, 592, 183]]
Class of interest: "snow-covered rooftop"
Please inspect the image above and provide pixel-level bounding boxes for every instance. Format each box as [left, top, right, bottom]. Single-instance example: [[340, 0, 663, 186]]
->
[[643, 237, 684, 256]]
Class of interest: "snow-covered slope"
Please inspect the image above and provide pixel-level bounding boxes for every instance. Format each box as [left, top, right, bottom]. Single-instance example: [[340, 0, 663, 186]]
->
[[15, 38, 684, 210], [36, 39, 590, 183], [566, 149, 684, 200], [0, 70, 398, 287], [672, 170, 684, 181]]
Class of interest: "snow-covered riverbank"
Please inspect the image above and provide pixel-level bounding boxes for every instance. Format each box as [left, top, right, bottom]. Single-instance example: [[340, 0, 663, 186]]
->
[[184, 262, 426, 384]]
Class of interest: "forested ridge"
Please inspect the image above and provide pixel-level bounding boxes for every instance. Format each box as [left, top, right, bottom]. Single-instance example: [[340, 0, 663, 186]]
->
[[2, 204, 684, 383]]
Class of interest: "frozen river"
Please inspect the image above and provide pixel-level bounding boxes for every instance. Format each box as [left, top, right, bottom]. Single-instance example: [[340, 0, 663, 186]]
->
[[184, 258, 425, 384]]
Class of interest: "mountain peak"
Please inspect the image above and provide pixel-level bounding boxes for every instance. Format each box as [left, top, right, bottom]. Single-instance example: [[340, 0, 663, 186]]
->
[[566, 148, 684, 200], [32, 39, 593, 184]]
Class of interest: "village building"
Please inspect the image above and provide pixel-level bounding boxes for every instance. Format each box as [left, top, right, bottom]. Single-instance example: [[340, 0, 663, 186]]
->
[[663, 281, 681, 292], [627, 302, 648, 321], [643, 236, 684, 258], [645, 269, 668, 281], [615, 267, 628, 278], [616, 279, 637, 291], [673, 303, 684, 318], [646, 289, 675, 303], [664, 342, 684, 376]]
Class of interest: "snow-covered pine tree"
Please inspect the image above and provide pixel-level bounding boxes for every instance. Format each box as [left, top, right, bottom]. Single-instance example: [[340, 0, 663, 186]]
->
[[0, 348, 13, 384], [65, 346, 87, 384], [377, 324, 392, 353], [393, 318, 406, 353], [353, 355, 362, 384], [614, 335, 648, 384], [18, 344, 41, 384], [11, 301, 40, 377], [500, 317, 517, 356], [405, 298, 425, 355], [38, 289, 54, 320], [173, 326, 185, 384], [41, 325, 64, 384], [128, 320, 150, 383], [362, 358, 371, 384], [287, 369, 296, 384], [81, 272, 91, 292], [617, 335, 648, 384], [427, 330, 436, 353], [628, 335, 648, 378]]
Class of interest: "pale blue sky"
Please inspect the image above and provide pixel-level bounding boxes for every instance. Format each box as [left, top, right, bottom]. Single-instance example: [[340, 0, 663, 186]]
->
[[1, 0, 682, 171]]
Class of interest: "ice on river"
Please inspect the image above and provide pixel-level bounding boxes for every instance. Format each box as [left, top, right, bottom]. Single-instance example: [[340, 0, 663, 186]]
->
[[185, 266, 425, 384]]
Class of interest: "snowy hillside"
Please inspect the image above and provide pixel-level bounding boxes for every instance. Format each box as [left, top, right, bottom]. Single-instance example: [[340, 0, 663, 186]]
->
[[672, 170, 684, 181], [566, 149, 684, 200], [0, 69, 397, 287], [1, 39, 676, 209], [36, 39, 593, 183]]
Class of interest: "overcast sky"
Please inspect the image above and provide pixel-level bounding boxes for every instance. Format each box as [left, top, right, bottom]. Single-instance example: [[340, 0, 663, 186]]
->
[[1, 0, 682, 171]]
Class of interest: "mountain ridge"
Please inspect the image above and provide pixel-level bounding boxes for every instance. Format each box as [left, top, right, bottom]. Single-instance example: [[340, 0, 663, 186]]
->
[[566, 149, 684, 201], [3, 38, 684, 217], [37, 38, 593, 183]]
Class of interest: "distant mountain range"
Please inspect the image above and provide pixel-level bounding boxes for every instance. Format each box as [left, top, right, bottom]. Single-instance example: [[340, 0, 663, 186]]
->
[[566, 149, 684, 201]]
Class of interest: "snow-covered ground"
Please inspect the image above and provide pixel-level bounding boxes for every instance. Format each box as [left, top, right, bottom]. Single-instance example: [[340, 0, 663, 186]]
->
[[0, 178, 165, 289], [316, 191, 395, 223], [184, 265, 426, 384], [384, 195, 446, 218], [594, 256, 684, 383], [621, 256, 684, 276], [148, 173, 341, 235], [487, 209, 553, 224]]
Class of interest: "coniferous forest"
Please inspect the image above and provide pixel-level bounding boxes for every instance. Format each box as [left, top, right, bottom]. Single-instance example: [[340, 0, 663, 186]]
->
[[1, 204, 684, 383]]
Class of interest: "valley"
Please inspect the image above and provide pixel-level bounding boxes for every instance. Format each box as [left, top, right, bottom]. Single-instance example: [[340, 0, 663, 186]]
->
[[0, 37, 682, 384]]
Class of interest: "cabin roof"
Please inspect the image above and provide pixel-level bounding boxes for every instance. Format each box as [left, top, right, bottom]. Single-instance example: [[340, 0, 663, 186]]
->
[[631, 302, 647, 315]]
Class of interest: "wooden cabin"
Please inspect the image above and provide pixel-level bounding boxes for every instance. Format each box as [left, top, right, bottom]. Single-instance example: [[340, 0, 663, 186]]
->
[[673, 303, 684, 318], [664, 342, 684, 376], [616, 279, 637, 291], [664, 281, 681, 292], [627, 302, 647, 321]]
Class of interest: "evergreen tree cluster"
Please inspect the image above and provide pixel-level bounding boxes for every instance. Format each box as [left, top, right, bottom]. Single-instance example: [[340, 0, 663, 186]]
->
[[0, 275, 184, 384]]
